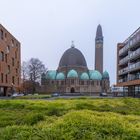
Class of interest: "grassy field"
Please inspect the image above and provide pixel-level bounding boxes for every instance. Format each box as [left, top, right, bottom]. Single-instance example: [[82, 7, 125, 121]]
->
[[0, 98, 140, 140]]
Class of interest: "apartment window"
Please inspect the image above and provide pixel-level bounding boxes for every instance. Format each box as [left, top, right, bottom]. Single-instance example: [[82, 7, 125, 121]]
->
[[16, 68, 18, 75], [6, 46, 10, 53], [11, 39, 14, 47], [8, 65, 10, 74], [12, 76, 15, 84], [0, 30, 4, 40], [0, 51, 4, 61], [1, 73, 4, 83], [5, 74, 8, 83], [5, 54, 7, 63], [12, 58, 14, 66]]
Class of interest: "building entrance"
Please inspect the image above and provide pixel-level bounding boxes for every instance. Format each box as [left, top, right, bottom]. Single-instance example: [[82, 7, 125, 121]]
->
[[70, 87, 75, 93], [0, 87, 7, 96]]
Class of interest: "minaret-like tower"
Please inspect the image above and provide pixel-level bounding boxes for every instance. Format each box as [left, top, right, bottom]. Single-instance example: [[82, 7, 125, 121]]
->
[[95, 24, 103, 74]]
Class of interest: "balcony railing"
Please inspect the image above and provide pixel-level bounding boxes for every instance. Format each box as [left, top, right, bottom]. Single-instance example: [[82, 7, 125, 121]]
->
[[118, 76, 140, 83], [129, 61, 140, 71], [129, 48, 140, 60], [119, 43, 129, 56], [119, 55, 129, 65], [118, 67, 128, 75], [118, 79, 125, 83], [119, 61, 140, 75]]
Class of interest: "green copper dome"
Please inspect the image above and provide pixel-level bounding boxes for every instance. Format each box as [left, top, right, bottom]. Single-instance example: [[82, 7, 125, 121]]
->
[[80, 72, 89, 80], [103, 71, 109, 79], [56, 72, 65, 80], [67, 69, 78, 78], [90, 70, 102, 80], [46, 70, 57, 80], [89, 70, 94, 77]]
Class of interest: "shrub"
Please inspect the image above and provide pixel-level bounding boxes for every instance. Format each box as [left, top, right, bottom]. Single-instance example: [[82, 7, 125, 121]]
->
[[0, 98, 140, 139], [23, 113, 44, 125]]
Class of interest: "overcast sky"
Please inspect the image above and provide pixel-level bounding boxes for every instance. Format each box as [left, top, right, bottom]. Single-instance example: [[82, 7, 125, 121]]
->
[[0, 0, 140, 85]]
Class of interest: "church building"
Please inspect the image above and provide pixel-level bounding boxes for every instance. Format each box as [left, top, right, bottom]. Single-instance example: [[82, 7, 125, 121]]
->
[[41, 25, 110, 95]]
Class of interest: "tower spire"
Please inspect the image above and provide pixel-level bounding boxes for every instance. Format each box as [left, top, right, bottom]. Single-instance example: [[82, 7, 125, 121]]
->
[[95, 24, 103, 74], [96, 24, 103, 42]]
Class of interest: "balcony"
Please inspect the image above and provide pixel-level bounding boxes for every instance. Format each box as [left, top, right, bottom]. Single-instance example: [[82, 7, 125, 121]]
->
[[119, 43, 129, 56], [129, 61, 140, 72], [118, 67, 128, 75], [118, 78, 128, 83], [129, 73, 140, 81], [118, 79, 124, 83], [119, 55, 129, 65], [129, 35, 140, 49], [129, 48, 140, 60]]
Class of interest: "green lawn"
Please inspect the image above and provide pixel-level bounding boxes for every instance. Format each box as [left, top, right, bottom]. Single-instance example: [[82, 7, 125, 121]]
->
[[0, 98, 140, 140]]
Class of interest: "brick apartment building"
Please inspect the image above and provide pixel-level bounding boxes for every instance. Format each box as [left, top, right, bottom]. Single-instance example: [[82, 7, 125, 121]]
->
[[117, 27, 140, 97], [0, 24, 21, 96]]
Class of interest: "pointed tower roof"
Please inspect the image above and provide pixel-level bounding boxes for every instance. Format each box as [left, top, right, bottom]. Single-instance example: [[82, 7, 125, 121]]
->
[[96, 24, 103, 38]]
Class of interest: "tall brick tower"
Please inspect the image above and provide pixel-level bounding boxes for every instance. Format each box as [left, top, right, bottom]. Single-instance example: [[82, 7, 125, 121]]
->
[[95, 24, 103, 74]]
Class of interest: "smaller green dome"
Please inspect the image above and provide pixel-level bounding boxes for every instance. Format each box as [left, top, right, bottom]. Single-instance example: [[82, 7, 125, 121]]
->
[[46, 70, 57, 80], [80, 72, 89, 80], [56, 72, 65, 80], [90, 70, 102, 80], [89, 70, 94, 77], [103, 71, 109, 79], [67, 69, 78, 78]]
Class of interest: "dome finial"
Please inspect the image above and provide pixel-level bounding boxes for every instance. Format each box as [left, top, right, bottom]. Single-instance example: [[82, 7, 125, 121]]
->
[[71, 40, 75, 48]]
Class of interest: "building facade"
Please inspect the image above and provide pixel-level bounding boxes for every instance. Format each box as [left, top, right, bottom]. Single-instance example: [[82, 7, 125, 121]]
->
[[0, 24, 21, 96], [117, 27, 140, 97], [41, 25, 110, 95]]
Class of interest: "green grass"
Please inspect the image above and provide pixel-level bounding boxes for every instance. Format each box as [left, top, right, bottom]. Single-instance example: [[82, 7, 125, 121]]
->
[[0, 98, 140, 139]]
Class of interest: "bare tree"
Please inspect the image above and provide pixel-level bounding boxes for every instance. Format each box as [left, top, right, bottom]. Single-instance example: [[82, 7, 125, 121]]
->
[[21, 61, 29, 94], [21, 58, 47, 93], [28, 58, 47, 93], [21, 61, 29, 80]]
